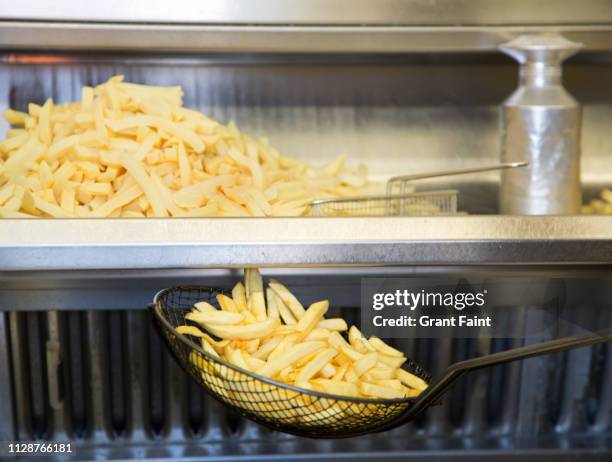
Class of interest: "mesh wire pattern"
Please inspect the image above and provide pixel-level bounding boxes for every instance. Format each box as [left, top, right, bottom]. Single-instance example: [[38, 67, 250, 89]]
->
[[310, 190, 458, 217], [152, 286, 432, 438]]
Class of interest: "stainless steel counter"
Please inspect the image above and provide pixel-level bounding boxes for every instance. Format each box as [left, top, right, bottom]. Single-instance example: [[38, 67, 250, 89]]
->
[[1, 216, 612, 271], [2, 1, 612, 52]]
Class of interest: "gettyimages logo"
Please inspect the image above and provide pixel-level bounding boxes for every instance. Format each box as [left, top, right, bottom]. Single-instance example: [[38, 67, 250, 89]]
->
[[371, 288, 487, 311], [361, 277, 610, 339]]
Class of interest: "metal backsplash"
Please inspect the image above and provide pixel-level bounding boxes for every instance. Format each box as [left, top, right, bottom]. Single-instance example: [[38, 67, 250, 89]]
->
[[1, 53, 611, 209]]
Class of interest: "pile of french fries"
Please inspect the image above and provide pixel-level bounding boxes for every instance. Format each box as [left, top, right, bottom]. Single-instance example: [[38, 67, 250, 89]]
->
[[582, 189, 612, 214], [0, 76, 367, 218], [178, 269, 428, 401]]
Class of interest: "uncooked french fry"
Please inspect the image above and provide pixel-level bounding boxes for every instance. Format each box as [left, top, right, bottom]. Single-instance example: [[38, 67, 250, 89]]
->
[[1, 77, 368, 218]]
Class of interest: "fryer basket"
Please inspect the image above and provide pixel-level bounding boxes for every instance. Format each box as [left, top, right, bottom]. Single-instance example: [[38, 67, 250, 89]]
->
[[152, 285, 612, 439], [152, 286, 432, 439]]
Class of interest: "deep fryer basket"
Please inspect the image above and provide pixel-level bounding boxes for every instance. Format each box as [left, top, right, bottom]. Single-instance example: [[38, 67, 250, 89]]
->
[[151, 285, 612, 439]]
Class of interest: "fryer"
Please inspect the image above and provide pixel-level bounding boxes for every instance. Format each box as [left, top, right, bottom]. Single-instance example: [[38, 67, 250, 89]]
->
[[1, 1, 612, 461]]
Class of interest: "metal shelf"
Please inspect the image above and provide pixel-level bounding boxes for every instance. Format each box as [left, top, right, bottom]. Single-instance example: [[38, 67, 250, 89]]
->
[[2, 0, 612, 26], [2, 23, 612, 53], [1, 216, 612, 271]]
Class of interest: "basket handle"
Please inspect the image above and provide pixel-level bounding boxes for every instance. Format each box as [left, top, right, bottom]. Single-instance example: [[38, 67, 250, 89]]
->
[[383, 328, 612, 431]]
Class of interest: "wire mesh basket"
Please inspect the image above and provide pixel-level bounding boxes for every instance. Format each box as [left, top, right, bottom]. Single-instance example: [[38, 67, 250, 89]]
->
[[310, 190, 458, 217], [152, 286, 432, 439], [310, 162, 527, 217]]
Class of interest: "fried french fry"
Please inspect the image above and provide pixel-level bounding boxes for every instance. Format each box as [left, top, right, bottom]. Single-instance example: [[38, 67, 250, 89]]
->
[[269, 280, 306, 319], [266, 288, 280, 320], [232, 282, 248, 311], [295, 300, 329, 336], [312, 379, 359, 397], [368, 336, 404, 358], [217, 294, 238, 312], [296, 348, 338, 383], [396, 368, 429, 391], [317, 318, 348, 331], [360, 382, 406, 399], [194, 301, 217, 313], [353, 352, 378, 377], [180, 269, 428, 404], [200, 317, 279, 340], [186, 310, 244, 325], [256, 341, 325, 378]]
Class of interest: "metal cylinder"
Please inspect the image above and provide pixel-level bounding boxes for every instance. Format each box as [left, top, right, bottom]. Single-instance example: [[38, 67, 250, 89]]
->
[[499, 34, 583, 215]]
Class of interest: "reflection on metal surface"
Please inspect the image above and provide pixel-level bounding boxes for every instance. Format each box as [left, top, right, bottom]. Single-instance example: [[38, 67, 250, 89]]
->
[[0, 217, 612, 270], [500, 35, 583, 215], [3, 23, 612, 53], [1, 0, 612, 25]]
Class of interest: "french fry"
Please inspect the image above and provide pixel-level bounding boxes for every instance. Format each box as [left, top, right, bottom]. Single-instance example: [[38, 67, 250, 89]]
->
[[312, 379, 359, 397], [1, 77, 368, 219], [296, 348, 338, 383], [317, 318, 348, 331], [252, 336, 284, 360], [194, 301, 217, 313], [246, 269, 267, 321], [266, 288, 280, 320], [216, 294, 238, 313], [186, 310, 244, 325], [256, 341, 325, 378], [368, 336, 404, 358], [276, 296, 297, 325], [353, 352, 378, 377], [200, 318, 279, 340], [360, 382, 406, 399], [269, 280, 306, 319], [396, 368, 429, 391], [295, 300, 329, 335], [304, 328, 330, 342], [175, 269, 428, 403], [232, 282, 248, 311]]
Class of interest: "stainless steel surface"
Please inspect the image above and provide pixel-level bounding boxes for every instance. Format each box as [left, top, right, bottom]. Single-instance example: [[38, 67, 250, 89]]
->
[[0, 313, 14, 441], [0, 302, 610, 459], [4, 23, 612, 53], [0, 216, 612, 271], [2, 0, 612, 25], [499, 35, 583, 215]]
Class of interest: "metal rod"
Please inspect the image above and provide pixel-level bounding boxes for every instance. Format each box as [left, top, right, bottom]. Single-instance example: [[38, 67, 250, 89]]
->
[[388, 161, 528, 184]]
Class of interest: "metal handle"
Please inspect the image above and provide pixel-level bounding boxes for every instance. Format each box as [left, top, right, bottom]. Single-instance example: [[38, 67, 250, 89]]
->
[[381, 328, 612, 431], [387, 161, 528, 184]]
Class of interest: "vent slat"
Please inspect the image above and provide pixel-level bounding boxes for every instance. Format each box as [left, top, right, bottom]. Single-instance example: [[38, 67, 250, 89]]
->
[[7, 312, 31, 440], [27, 312, 49, 439], [108, 311, 127, 437], [84, 311, 111, 441], [124, 310, 149, 441], [66, 311, 87, 438], [0, 312, 16, 441]]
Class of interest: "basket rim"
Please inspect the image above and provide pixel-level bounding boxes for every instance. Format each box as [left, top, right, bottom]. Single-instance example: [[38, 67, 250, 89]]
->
[[310, 189, 459, 207], [153, 285, 432, 406]]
